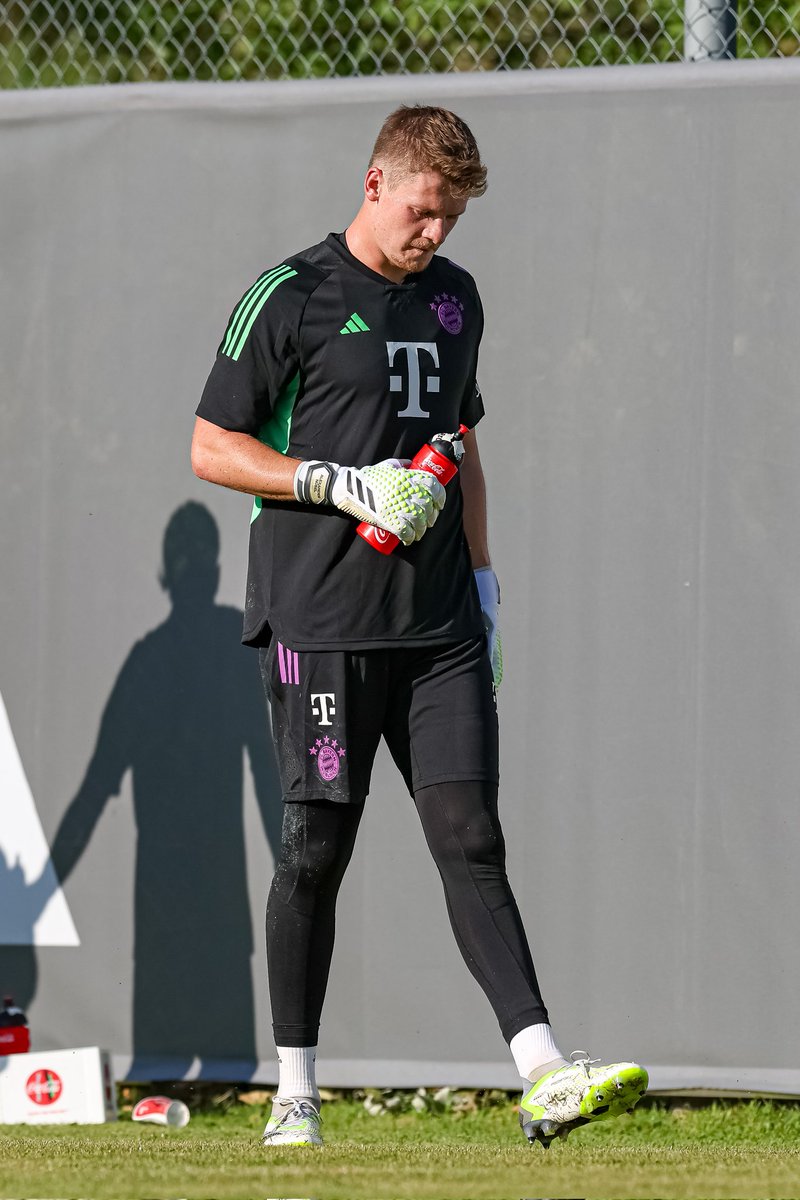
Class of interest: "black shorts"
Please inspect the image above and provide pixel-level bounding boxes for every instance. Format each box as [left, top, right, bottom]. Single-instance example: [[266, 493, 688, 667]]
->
[[259, 637, 498, 804]]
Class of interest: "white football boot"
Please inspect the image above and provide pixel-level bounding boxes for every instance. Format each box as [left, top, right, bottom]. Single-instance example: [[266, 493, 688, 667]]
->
[[519, 1051, 648, 1147], [261, 1097, 323, 1147]]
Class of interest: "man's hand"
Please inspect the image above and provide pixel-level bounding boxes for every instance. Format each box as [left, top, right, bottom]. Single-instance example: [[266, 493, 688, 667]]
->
[[475, 566, 503, 686], [294, 459, 446, 547]]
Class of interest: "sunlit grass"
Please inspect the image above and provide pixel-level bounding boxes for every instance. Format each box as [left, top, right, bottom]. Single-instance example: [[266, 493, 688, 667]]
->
[[2, 1097, 800, 1198]]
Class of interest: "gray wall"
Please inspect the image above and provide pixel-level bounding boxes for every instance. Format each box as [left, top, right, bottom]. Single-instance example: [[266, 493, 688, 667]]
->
[[2, 61, 800, 1094]]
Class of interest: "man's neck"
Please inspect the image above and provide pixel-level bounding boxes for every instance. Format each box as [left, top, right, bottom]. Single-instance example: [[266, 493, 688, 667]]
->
[[343, 214, 406, 284]]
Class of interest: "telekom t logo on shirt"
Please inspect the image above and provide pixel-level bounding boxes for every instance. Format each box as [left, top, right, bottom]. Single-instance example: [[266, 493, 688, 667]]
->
[[386, 342, 440, 418]]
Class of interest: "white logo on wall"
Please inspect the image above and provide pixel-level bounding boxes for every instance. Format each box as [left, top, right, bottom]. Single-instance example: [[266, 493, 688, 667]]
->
[[310, 693, 336, 727], [0, 691, 79, 946], [387, 341, 440, 418]]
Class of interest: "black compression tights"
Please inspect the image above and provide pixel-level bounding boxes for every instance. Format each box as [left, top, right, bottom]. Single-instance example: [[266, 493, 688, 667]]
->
[[266, 782, 549, 1048]]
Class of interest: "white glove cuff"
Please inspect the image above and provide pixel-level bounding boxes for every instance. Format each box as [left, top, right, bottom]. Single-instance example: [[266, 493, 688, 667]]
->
[[293, 459, 340, 505], [474, 566, 500, 608]]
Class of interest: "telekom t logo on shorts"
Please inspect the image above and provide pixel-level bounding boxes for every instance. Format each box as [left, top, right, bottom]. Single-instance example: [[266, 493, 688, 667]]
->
[[311, 693, 336, 726], [387, 342, 439, 418]]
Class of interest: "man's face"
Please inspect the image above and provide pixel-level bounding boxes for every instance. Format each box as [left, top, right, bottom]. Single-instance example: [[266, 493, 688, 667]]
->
[[367, 169, 468, 280]]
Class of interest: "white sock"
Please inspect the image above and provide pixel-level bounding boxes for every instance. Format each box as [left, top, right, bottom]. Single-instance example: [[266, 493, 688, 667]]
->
[[510, 1023, 569, 1083], [275, 1045, 320, 1106]]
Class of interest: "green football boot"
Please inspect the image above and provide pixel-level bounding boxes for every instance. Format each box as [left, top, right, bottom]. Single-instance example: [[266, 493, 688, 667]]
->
[[519, 1051, 648, 1147]]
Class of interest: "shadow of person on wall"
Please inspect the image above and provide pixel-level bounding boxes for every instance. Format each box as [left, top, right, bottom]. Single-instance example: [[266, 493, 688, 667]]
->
[[0, 850, 39, 1012], [43, 501, 282, 1078]]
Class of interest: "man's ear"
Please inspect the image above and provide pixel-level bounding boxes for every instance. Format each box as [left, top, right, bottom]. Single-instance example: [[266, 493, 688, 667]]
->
[[364, 165, 383, 203]]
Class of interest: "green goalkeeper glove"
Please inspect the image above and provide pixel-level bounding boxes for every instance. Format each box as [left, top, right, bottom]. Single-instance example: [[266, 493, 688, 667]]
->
[[294, 458, 446, 547]]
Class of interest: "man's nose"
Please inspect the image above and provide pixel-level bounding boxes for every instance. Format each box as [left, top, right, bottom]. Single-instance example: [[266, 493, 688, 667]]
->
[[424, 218, 446, 245]]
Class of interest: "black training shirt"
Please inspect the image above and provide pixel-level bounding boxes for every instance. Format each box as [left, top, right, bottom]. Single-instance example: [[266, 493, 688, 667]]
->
[[197, 232, 485, 649]]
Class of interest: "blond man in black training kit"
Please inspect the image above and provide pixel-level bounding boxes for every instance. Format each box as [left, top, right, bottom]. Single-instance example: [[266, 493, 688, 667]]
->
[[192, 105, 647, 1148]]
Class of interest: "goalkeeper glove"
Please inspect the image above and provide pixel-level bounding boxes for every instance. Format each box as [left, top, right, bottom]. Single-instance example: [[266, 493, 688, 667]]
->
[[294, 458, 446, 547], [475, 566, 503, 686]]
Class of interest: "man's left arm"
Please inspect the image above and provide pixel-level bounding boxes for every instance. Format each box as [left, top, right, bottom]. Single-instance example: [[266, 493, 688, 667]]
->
[[461, 429, 503, 685], [460, 428, 490, 570]]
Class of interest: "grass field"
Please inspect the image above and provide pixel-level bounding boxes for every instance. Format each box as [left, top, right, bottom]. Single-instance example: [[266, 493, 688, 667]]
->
[[2, 1096, 800, 1199]]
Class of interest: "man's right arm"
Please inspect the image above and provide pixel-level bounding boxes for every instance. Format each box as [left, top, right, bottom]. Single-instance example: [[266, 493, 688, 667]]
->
[[191, 416, 445, 546], [190, 416, 300, 501]]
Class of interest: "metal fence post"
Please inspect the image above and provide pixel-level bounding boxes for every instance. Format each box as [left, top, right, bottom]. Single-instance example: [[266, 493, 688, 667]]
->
[[685, 0, 738, 59]]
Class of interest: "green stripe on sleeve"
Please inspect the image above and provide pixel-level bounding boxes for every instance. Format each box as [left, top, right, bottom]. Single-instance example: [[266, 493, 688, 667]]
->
[[221, 265, 296, 358], [222, 266, 287, 357], [228, 267, 298, 361]]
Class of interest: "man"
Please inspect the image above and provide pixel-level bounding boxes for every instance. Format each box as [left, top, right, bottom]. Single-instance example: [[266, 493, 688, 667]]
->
[[192, 105, 647, 1148]]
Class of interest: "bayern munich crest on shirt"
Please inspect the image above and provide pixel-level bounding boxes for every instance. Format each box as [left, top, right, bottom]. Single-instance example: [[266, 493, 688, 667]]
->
[[308, 735, 346, 782], [430, 293, 464, 335]]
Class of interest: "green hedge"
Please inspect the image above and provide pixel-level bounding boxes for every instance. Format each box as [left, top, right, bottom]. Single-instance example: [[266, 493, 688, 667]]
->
[[0, 0, 798, 88]]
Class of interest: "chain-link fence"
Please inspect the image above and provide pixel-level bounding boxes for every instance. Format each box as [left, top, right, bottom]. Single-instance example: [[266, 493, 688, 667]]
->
[[1, 1, 798, 88]]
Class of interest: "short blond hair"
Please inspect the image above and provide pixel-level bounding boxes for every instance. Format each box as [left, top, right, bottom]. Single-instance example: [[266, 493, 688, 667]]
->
[[369, 105, 487, 199]]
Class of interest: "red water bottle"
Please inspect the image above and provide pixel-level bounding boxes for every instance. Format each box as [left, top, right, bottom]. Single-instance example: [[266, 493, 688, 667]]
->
[[357, 425, 469, 555], [0, 995, 30, 1055]]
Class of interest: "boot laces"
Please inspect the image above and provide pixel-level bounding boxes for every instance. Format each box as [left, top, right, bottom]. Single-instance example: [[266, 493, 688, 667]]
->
[[272, 1097, 319, 1126], [569, 1049, 601, 1075]]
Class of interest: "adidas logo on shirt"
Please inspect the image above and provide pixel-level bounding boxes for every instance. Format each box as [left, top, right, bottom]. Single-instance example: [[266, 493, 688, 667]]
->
[[340, 312, 370, 335]]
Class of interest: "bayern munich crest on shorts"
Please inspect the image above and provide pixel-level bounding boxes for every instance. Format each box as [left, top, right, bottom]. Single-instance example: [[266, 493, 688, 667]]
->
[[308, 736, 346, 781], [430, 293, 464, 335]]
